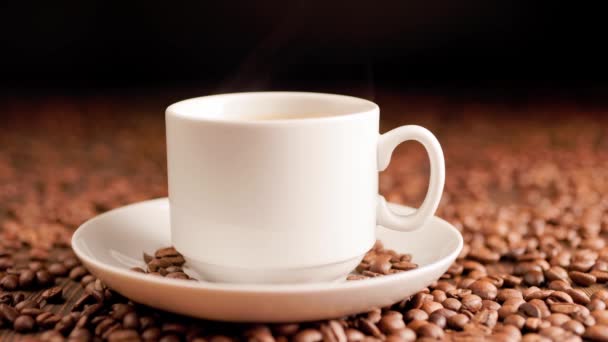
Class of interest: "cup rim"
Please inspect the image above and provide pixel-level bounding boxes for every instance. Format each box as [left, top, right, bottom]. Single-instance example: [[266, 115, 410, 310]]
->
[[166, 91, 379, 125]]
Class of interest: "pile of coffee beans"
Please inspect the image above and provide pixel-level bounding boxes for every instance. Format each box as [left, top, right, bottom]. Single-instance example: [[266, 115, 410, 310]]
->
[[2, 96, 608, 340], [134, 244, 417, 282], [131, 247, 195, 281]]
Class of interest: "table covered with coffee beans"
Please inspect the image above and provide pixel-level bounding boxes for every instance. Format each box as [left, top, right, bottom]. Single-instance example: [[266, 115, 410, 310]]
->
[[1, 92, 607, 341]]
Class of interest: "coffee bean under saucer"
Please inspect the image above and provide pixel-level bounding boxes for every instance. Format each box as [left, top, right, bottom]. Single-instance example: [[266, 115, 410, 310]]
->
[[72, 198, 462, 322]]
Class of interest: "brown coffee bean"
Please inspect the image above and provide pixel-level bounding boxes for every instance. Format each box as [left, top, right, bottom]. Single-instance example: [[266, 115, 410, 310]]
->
[[547, 291, 573, 304], [591, 290, 608, 302], [18, 270, 35, 288], [524, 270, 545, 286], [497, 288, 524, 302], [388, 328, 415, 342], [482, 300, 501, 311], [404, 309, 428, 322], [369, 255, 392, 275], [461, 294, 483, 312], [48, 263, 68, 276], [550, 303, 580, 315], [547, 313, 570, 326], [417, 323, 444, 339], [442, 298, 461, 311], [427, 311, 446, 329], [504, 314, 526, 329], [0, 275, 18, 290], [566, 288, 590, 305], [160, 335, 182, 342], [469, 280, 497, 300], [378, 311, 405, 333], [525, 317, 542, 331], [320, 321, 346, 342], [293, 328, 323, 342], [546, 266, 569, 281], [0, 303, 18, 322], [472, 309, 498, 328], [591, 270, 608, 283], [357, 319, 382, 338], [14, 299, 37, 311], [69, 328, 93, 340], [588, 300, 607, 312], [519, 302, 541, 318], [161, 255, 186, 266], [107, 329, 140, 342], [81, 303, 103, 317], [162, 322, 187, 335], [55, 314, 76, 335], [420, 301, 442, 314], [345, 328, 365, 342], [36, 312, 61, 328], [562, 319, 585, 335], [548, 279, 572, 291], [142, 327, 162, 340], [583, 325, 608, 341], [36, 270, 53, 286], [20, 307, 42, 316], [155, 246, 180, 258], [392, 261, 417, 271], [69, 265, 88, 280], [13, 314, 35, 332], [41, 286, 64, 303], [569, 271, 596, 286], [447, 313, 469, 330]]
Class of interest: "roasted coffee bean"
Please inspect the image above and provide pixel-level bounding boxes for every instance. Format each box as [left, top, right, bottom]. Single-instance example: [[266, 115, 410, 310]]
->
[[55, 315, 76, 335], [80, 274, 96, 287], [566, 288, 590, 305], [12, 292, 25, 304], [69, 266, 88, 280], [569, 271, 596, 286], [15, 299, 37, 311], [13, 314, 35, 332], [428, 311, 447, 328], [0, 303, 18, 322], [417, 323, 444, 339], [320, 321, 346, 342], [524, 270, 545, 286], [461, 294, 483, 312], [404, 309, 428, 322], [155, 246, 180, 258], [293, 328, 323, 342], [562, 320, 585, 335], [36, 270, 53, 286], [20, 307, 42, 316], [107, 329, 140, 341], [36, 312, 61, 328], [447, 313, 469, 330], [345, 328, 365, 342], [142, 327, 162, 340], [81, 303, 103, 317], [111, 303, 133, 320], [357, 318, 383, 338], [378, 311, 405, 333], [469, 280, 498, 300], [519, 302, 542, 318], [69, 328, 93, 340], [41, 286, 64, 303], [0, 275, 18, 290], [160, 334, 182, 342], [18, 270, 35, 288], [48, 263, 68, 277], [504, 314, 526, 330], [583, 325, 608, 341], [121, 311, 139, 330]]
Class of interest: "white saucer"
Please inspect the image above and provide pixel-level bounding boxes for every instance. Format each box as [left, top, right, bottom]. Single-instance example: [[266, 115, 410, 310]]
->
[[72, 198, 462, 322]]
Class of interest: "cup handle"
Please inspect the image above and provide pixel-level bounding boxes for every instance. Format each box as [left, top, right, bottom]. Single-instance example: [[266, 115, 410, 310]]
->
[[376, 125, 445, 232]]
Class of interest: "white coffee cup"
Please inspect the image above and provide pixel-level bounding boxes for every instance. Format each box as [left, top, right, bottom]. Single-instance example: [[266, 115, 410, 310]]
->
[[166, 92, 445, 283]]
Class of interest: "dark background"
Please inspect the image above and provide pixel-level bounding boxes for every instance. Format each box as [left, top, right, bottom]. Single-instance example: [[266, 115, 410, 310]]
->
[[1, 1, 607, 98]]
